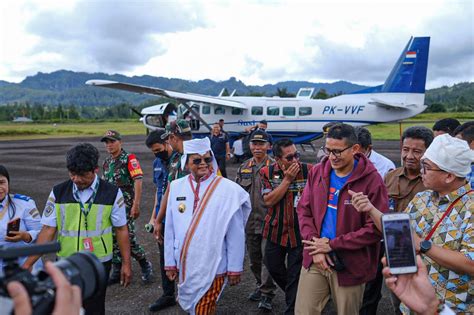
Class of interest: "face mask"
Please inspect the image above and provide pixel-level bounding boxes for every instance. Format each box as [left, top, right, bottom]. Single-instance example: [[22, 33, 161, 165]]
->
[[155, 151, 169, 160]]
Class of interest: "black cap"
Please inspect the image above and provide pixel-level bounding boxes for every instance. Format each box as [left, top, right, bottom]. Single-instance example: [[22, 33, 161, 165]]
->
[[259, 119, 268, 125], [250, 130, 269, 142]]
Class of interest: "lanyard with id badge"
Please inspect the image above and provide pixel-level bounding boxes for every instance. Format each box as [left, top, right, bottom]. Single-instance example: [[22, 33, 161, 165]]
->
[[294, 188, 303, 209], [73, 180, 99, 252]]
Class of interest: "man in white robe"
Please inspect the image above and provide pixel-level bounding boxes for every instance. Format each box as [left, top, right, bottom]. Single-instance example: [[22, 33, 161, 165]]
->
[[164, 137, 251, 315]]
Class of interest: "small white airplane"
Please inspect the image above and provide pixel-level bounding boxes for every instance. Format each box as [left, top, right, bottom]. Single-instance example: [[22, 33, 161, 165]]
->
[[86, 36, 430, 144]]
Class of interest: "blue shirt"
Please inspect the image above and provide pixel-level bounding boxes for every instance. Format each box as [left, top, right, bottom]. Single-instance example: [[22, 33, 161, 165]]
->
[[468, 164, 474, 188], [321, 160, 358, 240], [153, 157, 169, 216], [209, 133, 228, 157]]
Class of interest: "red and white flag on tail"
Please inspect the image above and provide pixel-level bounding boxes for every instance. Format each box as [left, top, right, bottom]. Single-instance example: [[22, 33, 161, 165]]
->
[[403, 51, 417, 65]]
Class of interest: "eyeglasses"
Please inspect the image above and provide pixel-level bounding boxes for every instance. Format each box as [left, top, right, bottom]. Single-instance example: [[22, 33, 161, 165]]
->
[[321, 146, 352, 157], [192, 156, 213, 165], [283, 152, 301, 162], [420, 161, 445, 173]]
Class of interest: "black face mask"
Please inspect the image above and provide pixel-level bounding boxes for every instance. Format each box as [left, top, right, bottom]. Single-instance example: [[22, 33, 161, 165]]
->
[[155, 151, 169, 160]]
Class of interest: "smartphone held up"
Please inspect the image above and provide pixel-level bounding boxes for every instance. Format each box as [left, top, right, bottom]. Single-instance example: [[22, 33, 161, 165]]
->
[[382, 213, 417, 274], [6, 218, 20, 237]]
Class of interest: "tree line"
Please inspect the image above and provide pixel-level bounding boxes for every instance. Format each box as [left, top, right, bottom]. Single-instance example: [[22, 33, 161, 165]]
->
[[0, 102, 139, 122]]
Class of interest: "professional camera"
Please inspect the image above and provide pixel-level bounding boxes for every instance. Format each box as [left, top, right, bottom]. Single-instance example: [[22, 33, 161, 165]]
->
[[0, 242, 106, 315]]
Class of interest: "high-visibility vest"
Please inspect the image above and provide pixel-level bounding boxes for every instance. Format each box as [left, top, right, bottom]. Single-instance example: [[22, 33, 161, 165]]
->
[[53, 179, 118, 262]]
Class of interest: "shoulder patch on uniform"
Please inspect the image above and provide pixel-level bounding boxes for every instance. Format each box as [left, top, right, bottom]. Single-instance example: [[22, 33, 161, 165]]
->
[[117, 196, 125, 208], [130, 158, 139, 169], [44, 203, 54, 217], [29, 208, 40, 219], [13, 194, 30, 201]]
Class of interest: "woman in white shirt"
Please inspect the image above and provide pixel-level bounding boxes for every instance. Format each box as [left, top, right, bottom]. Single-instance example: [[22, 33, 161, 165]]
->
[[0, 165, 43, 275]]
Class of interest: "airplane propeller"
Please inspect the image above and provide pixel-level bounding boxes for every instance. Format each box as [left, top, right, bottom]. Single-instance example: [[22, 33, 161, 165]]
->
[[130, 107, 143, 117]]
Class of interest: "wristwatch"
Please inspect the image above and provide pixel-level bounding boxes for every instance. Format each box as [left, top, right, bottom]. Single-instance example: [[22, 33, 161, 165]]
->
[[420, 240, 432, 254]]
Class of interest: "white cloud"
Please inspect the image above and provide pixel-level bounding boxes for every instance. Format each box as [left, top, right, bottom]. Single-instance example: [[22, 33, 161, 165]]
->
[[0, 0, 472, 89]]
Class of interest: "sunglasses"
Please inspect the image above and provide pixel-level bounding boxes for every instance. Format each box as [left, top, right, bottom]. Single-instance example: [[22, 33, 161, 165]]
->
[[192, 156, 213, 165], [284, 152, 301, 162]]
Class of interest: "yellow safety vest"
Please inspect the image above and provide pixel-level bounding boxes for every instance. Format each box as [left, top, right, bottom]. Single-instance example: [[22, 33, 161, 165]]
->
[[53, 179, 117, 262]]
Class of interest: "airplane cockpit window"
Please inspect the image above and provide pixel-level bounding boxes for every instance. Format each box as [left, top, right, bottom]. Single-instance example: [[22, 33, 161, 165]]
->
[[299, 107, 312, 116], [267, 106, 279, 116], [232, 108, 243, 115], [283, 107, 296, 116], [202, 105, 211, 115], [251, 106, 263, 115], [214, 106, 225, 115], [146, 115, 164, 128]]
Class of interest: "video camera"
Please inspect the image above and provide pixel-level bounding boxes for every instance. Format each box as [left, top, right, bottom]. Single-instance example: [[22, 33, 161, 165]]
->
[[0, 242, 106, 315]]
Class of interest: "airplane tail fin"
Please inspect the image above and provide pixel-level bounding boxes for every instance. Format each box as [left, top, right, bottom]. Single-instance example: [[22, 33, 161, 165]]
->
[[381, 36, 430, 93]]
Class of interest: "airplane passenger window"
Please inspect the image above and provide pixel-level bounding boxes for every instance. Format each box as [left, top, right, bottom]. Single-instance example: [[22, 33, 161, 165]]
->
[[267, 106, 279, 116], [232, 108, 243, 115], [251, 106, 263, 115], [202, 106, 211, 115], [283, 107, 295, 116], [299, 107, 312, 116], [214, 106, 225, 115]]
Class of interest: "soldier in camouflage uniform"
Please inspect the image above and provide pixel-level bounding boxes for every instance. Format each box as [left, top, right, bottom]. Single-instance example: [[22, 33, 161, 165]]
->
[[152, 120, 192, 243], [101, 130, 153, 284], [235, 130, 276, 311]]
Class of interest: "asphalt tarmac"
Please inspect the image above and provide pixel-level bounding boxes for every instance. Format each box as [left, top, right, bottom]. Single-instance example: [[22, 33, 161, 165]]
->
[[0, 136, 400, 314]]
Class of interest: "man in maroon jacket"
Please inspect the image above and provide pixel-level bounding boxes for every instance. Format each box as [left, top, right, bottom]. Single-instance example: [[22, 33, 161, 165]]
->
[[295, 123, 388, 315]]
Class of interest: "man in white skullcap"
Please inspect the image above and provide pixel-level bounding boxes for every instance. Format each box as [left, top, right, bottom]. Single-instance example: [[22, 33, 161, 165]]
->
[[349, 134, 473, 314], [163, 137, 251, 315], [402, 134, 474, 314]]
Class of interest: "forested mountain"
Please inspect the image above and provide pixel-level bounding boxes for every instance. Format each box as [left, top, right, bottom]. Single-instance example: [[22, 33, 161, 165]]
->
[[0, 70, 367, 106], [425, 82, 474, 112], [0, 71, 472, 113]]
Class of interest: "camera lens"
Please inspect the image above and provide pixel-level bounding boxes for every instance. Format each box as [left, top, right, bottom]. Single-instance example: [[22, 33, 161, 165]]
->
[[37, 252, 106, 300]]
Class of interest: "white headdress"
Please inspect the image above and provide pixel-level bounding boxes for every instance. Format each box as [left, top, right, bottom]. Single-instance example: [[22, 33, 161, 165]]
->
[[422, 133, 474, 177], [181, 137, 219, 175]]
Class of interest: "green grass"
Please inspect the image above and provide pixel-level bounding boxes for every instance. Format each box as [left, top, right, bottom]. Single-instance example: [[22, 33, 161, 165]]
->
[[0, 113, 471, 141], [405, 112, 474, 120], [367, 122, 434, 140], [367, 112, 473, 140], [0, 120, 146, 140]]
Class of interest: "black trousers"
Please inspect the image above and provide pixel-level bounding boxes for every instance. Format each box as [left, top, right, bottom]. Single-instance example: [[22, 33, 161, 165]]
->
[[159, 232, 175, 297], [215, 155, 227, 178], [264, 241, 303, 315], [359, 244, 384, 315], [83, 260, 112, 315]]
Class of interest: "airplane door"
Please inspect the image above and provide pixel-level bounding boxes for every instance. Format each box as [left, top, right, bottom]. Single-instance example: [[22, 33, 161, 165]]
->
[[188, 104, 200, 131]]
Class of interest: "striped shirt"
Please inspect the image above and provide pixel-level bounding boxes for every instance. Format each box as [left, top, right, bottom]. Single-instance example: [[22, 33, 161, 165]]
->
[[260, 162, 311, 248]]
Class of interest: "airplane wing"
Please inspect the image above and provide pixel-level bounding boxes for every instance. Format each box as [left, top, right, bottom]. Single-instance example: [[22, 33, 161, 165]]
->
[[369, 98, 418, 110], [86, 80, 247, 109]]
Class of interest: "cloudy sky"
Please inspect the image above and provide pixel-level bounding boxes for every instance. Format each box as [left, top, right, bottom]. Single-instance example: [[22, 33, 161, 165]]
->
[[0, 0, 472, 88]]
